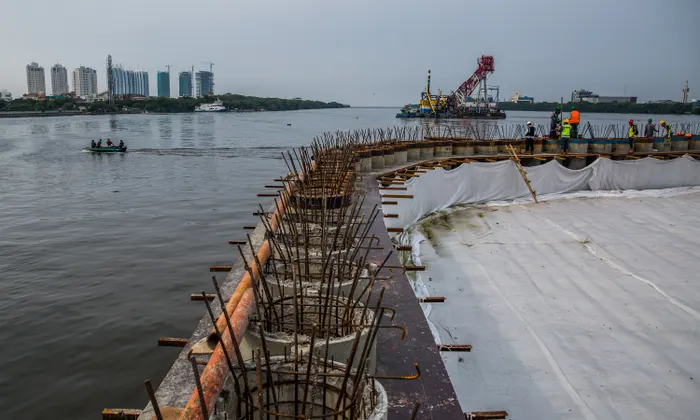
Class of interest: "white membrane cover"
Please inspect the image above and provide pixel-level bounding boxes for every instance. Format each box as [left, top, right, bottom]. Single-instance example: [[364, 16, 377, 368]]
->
[[405, 194, 700, 419], [382, 156, 700, 232]]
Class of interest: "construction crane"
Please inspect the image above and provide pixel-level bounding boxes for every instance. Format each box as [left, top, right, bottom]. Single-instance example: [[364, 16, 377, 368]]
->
[[448, 55, 495, 107], [165, 64, 171, 73]]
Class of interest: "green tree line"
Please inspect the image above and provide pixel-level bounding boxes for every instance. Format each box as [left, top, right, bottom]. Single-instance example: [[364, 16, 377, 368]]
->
[[499, 101, 699, 115], [0, 93, 350, 114]]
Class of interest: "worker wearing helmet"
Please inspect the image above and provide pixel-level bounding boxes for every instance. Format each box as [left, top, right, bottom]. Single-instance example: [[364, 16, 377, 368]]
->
[[644, 118, 657, 138], [628, 119, 639, 153], [525, 121, 536, 153], [549, 106, 561, 139], [569, 105, 581, 139], [660, 120, 673, 147], [561, 118, 572, 154]]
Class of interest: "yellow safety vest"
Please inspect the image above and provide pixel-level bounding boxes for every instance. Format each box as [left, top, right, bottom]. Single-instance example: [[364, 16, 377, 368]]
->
[[561, 123, 571, 138], [664, 124, 672, 140], [628, 125, 636, 138]]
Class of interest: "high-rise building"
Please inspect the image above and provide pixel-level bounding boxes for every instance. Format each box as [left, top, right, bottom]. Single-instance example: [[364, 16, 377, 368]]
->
[[50, 64, 69, 95], [179, 71, 193, 97], [72, 66, 98, 97], [112, 65, 150, 96], [26, 62, 46, 94], [157, 71, 170, 98], [195, 71, 214, 97]]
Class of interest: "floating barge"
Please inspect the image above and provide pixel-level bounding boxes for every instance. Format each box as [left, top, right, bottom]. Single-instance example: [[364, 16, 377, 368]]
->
[[109, 123, 700, 420], [396, 56, 506, 120]]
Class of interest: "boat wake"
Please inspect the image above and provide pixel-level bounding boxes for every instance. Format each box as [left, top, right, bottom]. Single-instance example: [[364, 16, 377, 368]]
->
[[130, 146, 289, 159]]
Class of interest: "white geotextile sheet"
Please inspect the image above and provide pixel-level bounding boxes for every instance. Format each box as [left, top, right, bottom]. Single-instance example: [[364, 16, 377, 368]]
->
[[382, 155, 700, 231], [409, 195, 700, 419]]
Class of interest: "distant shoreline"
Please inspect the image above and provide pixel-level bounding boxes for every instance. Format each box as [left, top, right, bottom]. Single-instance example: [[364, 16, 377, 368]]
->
[[0, 107, 352, 119]]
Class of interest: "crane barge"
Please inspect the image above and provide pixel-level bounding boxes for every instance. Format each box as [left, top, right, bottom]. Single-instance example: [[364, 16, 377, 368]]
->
[[396, 55, 506, 119]]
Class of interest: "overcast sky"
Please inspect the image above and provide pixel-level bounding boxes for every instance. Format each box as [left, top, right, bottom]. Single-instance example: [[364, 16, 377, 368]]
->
[[1, 0, 698, 105]]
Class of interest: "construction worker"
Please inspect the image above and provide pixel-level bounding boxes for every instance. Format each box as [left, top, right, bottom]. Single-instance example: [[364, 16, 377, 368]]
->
[[644, 118, 657, 138], [549, 106, 561, 139], [627, 119, 638, 152], [525, 121, 535, 153], [561, 118, 572, 154], [569, 105, 581, 138], [660, 120, 672, 147]]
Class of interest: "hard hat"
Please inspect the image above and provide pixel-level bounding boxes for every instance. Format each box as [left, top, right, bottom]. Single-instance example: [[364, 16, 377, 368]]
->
[[527, 121, 532, 125], [571, 105, 577, 110], [564, 118, 570, 123], [660, 120, 666, 125], [555, 106, 561, 111], [628, 119, 634, 123], [648, 118, 652, 122]]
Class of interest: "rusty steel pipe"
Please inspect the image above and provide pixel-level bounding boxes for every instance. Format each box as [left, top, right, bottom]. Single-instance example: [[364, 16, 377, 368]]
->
[[178, 163, 322, 420]]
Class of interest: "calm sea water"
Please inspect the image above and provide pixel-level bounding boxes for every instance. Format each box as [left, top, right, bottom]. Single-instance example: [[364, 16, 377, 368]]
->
[[1, 108, 699, 419]]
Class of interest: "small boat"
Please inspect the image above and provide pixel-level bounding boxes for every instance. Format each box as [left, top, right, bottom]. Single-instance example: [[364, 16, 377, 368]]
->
[[83, 146, 127, 153], [194, 100, 227, 112]]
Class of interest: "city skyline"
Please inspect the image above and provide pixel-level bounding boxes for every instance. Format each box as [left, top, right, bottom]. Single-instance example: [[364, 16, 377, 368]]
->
[[12, 59, 213, 99]]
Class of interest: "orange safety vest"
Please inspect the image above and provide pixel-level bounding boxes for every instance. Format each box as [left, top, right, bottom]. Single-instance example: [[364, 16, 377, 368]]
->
[[570, 110, 580, 124]]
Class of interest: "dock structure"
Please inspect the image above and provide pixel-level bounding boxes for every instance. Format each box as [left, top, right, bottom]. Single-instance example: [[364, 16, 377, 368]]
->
[[109, 123, 700, 420]]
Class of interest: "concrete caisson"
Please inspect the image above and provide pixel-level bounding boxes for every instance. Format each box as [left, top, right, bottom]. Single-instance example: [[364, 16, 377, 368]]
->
[[359, 150, 372, 172], [671, 136, 689, 152], [569, 138, 589, 154], [218, 356, 388, 420], [240, 294, 377, 373], [370, 149, 385, 170], [419, 142, 434, 159], [383, 148, 395, 166], [406, 143, 421, 161], [393, 145, 408, 164], [634, 138, 653, 153]]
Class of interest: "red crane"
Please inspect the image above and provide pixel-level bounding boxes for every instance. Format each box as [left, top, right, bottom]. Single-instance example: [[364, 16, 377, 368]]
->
[[449, 55, 495, 107]]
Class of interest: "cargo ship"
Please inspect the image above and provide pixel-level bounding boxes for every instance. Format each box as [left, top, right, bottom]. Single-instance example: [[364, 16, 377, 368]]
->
[[396, 55, 506, 119]]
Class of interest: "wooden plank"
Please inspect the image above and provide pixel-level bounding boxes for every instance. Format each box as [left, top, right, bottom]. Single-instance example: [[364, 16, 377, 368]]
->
[[404, 266, 426, 271], [381, 201, 398, 205], [378, 187, 408, 190], [264, 185, 284, 188], [438, 344, 472, 352], [420, 296, 446, 303], [102, 409, 142, 420], [243, 226, 257, 230], [257, 193, 279, 197], [386, 228, 404, 233], [465, 411, 509, 420], [381, 194, 414, 199], [383, 214, 399, 218], [158, 337, 189, 347], [228, 240, 247, 245], [191, 293, 216, 301], [395, 245, 412, 251], [210, 265, 233, 272]]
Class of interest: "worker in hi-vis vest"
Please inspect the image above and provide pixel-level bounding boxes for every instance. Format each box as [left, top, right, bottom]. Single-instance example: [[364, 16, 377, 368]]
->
[[627, 119, 639, 152], [660, 120, 672, 146], [560, 118, 572, 154], [569, 106, 581, 139]]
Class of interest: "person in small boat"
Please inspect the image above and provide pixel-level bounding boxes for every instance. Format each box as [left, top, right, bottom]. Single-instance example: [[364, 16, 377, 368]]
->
[[97, 139, 102, 148], [118, 140, 125, 148], [106, 139, 113, 147], [91, 140, 96, 148]]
